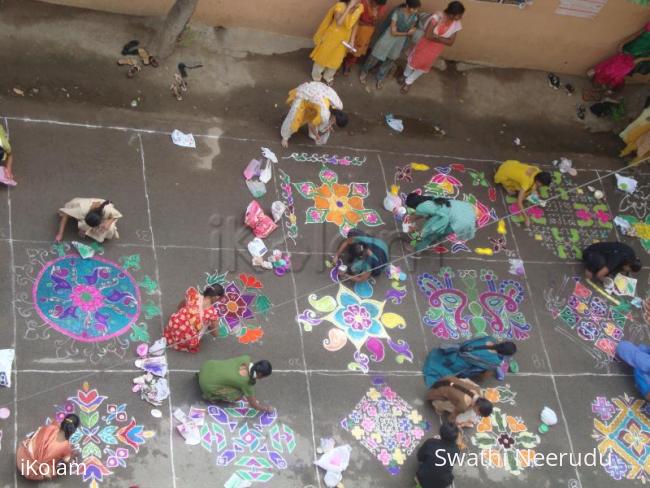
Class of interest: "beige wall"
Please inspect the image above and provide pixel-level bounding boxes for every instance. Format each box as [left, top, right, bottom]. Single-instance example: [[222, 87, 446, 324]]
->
[[42, 0, 649, 75]]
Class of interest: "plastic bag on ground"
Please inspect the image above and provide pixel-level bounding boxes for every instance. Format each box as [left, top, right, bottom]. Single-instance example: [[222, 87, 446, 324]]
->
[[0, 349, 15, 387]]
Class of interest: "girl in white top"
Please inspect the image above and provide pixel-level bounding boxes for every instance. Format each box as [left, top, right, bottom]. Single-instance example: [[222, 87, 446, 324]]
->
[[55, 198, 122, 242]]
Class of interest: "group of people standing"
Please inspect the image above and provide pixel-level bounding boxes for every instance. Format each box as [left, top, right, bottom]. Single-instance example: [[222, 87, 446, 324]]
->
[[311, 0, 465, 91], [280, 0, 466, 148]]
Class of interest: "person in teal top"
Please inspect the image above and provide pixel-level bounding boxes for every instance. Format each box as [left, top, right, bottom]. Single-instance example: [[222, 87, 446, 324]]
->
[[406, 193, 476, 252], [334, 229, 389, 282], [360, 0, 420, 89], [423, 336, 517, 388]]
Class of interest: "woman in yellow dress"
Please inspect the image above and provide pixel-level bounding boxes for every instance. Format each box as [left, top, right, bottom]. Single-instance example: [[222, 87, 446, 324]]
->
[[311, 0, 364, 85], [620, 106, 650, 164], [494, 160, 551, 227]]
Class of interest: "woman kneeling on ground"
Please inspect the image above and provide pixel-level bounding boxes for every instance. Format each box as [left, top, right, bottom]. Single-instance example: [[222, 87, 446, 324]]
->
[[423, 336, 517, 387], [163, 285, 225, 353], [406, 193, 476, 253], [494, 160, 551, 227], [333, 229, 390, 282], [55, 198, 122, 242], [17, 414, 80, 481], [198, 356, 273, 413]]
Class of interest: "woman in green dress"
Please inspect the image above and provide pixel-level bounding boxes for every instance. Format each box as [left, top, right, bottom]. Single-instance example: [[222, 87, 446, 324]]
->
[[406, 193, 476, 252], [198, 355, 273, 412], [359, 0, 420, 89]]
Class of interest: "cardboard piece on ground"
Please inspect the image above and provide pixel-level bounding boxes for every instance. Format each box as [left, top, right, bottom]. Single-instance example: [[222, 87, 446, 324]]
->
[[613, 273, 637, 297]]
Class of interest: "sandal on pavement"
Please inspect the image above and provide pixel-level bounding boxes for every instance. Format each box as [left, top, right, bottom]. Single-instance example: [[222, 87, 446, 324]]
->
[[138, 48, 151, 66], [376, 80, 384, 90], [117, 58, 138, 66], [127, 65, 141, 79], [121, 40, 139, 55], [400, 83, 410, 94]]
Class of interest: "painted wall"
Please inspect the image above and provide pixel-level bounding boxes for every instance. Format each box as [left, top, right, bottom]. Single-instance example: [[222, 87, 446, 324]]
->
[[41, 0, 649, 75]]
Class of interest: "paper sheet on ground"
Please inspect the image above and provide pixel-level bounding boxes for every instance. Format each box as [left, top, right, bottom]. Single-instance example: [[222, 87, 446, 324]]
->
[[171, 129, 196, 148]]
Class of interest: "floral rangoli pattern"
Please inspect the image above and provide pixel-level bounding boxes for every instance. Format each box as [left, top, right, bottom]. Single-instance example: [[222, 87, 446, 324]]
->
[[341, 379, 430, 475], [293, 166, 383, 237], [591, 394, 650, 483], [417, 267, 532, 340], [297, 282, 413, 372], [17, 245, 160, 364], [472, 407, 541, 475], [209, 273, 272, 345], [46, 382, 154, 488]]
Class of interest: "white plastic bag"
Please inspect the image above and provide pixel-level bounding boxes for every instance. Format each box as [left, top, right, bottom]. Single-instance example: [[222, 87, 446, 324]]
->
[[247, 237, 268, 257], [315, 444, 351, 487], [0, 349, 15, 387], [271, 201, 287, 222], [259, 160, 272, 184]]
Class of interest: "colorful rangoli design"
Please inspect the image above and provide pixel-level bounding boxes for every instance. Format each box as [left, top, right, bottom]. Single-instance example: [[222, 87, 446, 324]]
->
[[277, 169, 299, 245], [293, 166, 384, 237], [33, 255, 140, 342], [472, 407, 541, 475], [283, 152, 366, 166], [417, 267, 532, 340], [399, 163, 497, 254], [208, 272, 272, 344], [591, 394, 650, 483], [47, 382, 154, 488], [341, 379, 430, 475], [16, 245, 160, 364], [197, 402, 296, 484], [508, 171, 613, 259], [547, 278, 630, 363], [297, 282, 413, 372], [617, 183, 650, 254]]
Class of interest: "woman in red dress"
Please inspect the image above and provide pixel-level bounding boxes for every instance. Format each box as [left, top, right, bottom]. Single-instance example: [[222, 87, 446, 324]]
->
[[400, 1, 464, 94], [163, 285, 225, 353], [342, 0, 388, 75]]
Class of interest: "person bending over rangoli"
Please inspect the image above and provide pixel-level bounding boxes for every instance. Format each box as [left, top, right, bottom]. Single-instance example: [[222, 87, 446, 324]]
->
[[333, 229, 389, 282], [406, 193, 476, 253], [198, 356, 273, 413], [427, 376, 493, 428], [16, 414, 80, 481], [582, 242, 641, 283], [280, 81, 348, 148], [163, 285, 225, 353], [494, 160, 551, 227], [423, 336, 517, 387], [55, 198, 122, 242]]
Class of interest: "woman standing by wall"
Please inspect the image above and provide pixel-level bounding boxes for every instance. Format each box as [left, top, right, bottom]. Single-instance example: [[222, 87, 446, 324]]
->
[[400, 1, 465, 93], [341, 0, 388, 75], [311, 0, 365, 85], [359, 0, 421, 89]]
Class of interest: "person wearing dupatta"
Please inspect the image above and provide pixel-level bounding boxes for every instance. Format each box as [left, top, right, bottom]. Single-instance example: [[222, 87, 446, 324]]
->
[[405, 193, 476, 253], [311, 0, 364, 85], [280, 81, 348, 147], [163, 285, 224, 353], [423, 337, 517, 388], [494, 160, 551, 227], [588, 21, 650, 91], [620, 105, 650, 164], [17, 414, 79, 481], [400, 1, 464, 94], [617, 341, 650, 401], [342, 0, 388, 75], [359, 0, 420, 89]]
